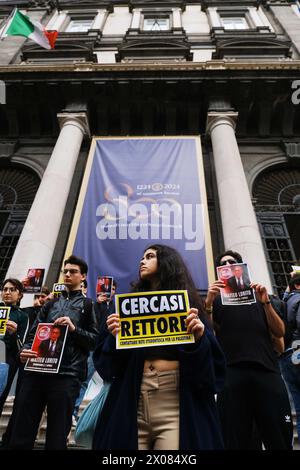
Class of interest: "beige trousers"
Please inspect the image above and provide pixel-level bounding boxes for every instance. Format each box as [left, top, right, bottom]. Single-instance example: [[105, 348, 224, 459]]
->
[[137, 370, 179, 450]]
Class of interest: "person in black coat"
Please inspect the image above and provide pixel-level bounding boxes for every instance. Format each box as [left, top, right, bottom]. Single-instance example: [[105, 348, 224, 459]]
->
[[92, 244, 226, 451], [205, 249, 293, 450]]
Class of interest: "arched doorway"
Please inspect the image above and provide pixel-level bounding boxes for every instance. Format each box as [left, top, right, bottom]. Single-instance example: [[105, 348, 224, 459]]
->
[[0, 166, 40, 283], [253, 167, 300, 297]]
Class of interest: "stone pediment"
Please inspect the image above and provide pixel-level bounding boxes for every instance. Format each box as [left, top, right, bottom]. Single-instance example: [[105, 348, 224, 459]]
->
[[213, 37, 291, 59], [21, 42, 97, 62], [117, 38, 192, 61]]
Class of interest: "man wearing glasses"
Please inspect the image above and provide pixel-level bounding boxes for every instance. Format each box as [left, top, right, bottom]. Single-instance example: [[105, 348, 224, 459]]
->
[[205, 250, 293, 450], [8, 255, 98, 450]]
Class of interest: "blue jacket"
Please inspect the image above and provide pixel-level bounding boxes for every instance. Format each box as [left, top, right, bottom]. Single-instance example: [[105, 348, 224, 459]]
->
[[286, 290, 300, 342]]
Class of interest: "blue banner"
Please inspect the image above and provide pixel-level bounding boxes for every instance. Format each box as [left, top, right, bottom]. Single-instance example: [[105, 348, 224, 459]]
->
[[71, 138, 210, 297]]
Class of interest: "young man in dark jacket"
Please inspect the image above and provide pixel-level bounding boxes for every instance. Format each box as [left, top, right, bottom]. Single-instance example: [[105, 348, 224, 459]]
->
[[8, 255, 98, 450]]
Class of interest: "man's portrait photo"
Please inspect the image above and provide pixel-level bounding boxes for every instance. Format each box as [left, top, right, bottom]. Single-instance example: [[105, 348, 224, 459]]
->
[[38, 325, 63, 359]]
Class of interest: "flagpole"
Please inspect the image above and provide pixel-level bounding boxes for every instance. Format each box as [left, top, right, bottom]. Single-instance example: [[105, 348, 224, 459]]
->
[[55, 0, 61, 13], [0, 7, 17, 40]]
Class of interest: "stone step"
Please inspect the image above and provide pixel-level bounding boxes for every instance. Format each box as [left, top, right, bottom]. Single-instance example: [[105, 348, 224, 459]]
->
[[0, 396, 299, 449], [0, 397, 91, 449]]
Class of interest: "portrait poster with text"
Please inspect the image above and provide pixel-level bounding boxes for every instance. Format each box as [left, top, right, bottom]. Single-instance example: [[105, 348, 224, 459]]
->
[[24, 323, 68, 373], [217, 263, 256, 305]]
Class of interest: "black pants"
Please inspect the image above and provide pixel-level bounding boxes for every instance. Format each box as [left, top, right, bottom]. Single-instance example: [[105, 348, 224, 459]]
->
[[8, 373, 80, 450], [217, 364, 293, 450]]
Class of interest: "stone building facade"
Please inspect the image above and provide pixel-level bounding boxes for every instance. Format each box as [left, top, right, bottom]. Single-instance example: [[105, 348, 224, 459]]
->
[[0, 0, 299, 297]]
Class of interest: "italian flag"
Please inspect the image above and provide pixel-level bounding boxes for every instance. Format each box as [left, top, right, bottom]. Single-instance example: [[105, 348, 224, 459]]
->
[[0, 8, 57, 49]]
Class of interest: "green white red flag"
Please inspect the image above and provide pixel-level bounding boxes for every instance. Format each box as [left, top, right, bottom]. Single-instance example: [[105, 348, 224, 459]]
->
[[0, 8, 57, 49]]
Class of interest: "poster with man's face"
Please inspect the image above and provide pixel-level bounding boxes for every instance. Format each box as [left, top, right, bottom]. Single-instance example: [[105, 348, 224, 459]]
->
[[217, 263, 256, 305], [96, 276, 113, 299], [22, 268, 45, 294], [24, 323, 68, 373]]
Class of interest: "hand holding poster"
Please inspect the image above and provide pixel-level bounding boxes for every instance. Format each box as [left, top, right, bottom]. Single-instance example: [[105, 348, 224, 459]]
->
[[217, 263, 256, 305], [0, 306, 11, 335], [24, 323, 68, 373], [22, 268, 45, 294], [115, 290, 194, 349]]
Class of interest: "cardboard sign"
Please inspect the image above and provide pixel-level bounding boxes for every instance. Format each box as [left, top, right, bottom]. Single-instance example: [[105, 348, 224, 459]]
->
[[0, 306, 11, 335], [24, 323, 68, 373], [115, 290, 194, 349], [217, 263, 256, 305]]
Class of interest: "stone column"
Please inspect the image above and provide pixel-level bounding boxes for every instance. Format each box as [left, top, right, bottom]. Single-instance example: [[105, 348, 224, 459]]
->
[[6, 112, 90, 301], [206, 111, 272, 291]]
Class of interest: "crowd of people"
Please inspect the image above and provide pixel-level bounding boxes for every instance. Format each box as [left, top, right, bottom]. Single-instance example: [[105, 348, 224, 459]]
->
[[0, 246, 299, 451]]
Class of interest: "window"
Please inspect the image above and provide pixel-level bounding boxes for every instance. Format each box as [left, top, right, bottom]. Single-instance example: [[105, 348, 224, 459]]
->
[[221, 17, 248, 30], [143, 17, 170, 31], [65, 19, 93, 33]]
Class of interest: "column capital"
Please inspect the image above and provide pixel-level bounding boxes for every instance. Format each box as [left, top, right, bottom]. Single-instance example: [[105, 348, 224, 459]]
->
[[206, 111, 239, 136], [57, 112, 91, 138]]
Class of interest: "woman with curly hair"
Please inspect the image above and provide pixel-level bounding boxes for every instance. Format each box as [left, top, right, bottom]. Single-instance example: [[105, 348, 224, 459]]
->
[[92, 244, 225, 450]]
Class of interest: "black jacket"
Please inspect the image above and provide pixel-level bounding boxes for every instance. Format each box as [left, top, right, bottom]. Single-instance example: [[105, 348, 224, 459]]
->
[[23, 290, 99, 381]]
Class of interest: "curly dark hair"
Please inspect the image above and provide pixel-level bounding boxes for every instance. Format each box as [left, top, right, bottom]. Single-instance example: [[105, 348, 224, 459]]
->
[[131, 244, 205, 318]]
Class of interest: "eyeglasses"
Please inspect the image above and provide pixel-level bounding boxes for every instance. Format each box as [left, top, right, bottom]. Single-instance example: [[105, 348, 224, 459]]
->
[[220, 259, 237, 267], [61, 269, 80, 275], [3, 287, 17, 293]]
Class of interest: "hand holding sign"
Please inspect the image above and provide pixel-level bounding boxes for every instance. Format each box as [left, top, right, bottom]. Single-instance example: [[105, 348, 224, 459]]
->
[[185, 308, 205, 342], [206, 280, 226, 305], [54, 316, 75, 332], [20, 349, 38, 363], [6, 320, 17, 334], [107, 313, 120, 337], [250, 282, 269, 304]]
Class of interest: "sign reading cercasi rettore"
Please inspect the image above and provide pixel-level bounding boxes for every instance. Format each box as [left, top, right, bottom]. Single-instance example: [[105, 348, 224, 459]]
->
[[115, 290, 194, 349]]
